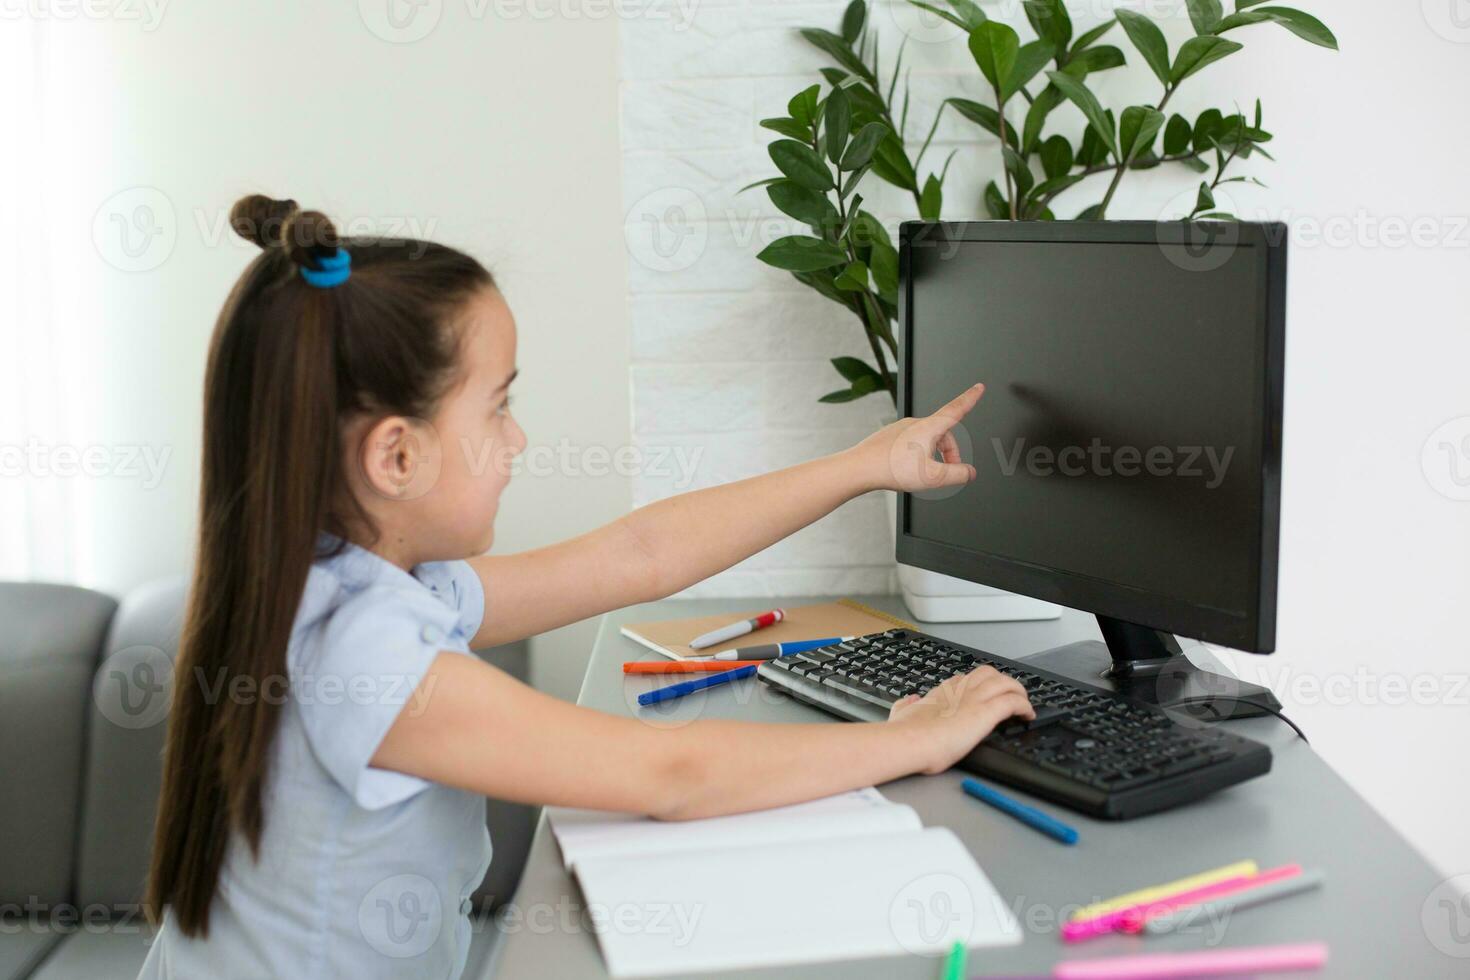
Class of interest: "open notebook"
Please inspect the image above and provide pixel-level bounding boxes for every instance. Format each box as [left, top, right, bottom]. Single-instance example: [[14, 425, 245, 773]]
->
[[548, 788, 1022, 977], [619, 599, 912, 661]]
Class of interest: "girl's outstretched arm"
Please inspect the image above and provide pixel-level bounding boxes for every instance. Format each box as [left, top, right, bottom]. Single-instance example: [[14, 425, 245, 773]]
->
[[371, 643, 1031, 820], [467, 384, 985, 649]]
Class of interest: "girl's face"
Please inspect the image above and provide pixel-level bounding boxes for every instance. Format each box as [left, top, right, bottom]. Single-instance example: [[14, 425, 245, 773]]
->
[[347, 286, 525, 564], [429, 287, 525, 555]]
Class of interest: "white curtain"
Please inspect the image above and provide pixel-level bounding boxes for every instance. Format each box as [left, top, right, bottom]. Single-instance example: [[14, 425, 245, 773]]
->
[[0, 20, 80, 583]]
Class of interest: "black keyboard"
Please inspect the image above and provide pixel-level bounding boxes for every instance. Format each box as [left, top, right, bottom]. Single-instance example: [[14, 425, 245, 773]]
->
[[757, 628, 1271, 820]]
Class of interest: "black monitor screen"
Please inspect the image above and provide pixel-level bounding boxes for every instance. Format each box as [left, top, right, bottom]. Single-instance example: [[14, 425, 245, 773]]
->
[[904, 237, 1266, 622]]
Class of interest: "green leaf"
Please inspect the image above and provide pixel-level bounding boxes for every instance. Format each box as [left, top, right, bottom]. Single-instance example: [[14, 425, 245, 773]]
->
[[823, 86, 852, 163], [767, 180, 839, 230], [1003, 147, 1034, 199], [1004, 40, 1056, 102], [820, 373, 884, 403], [760, 117, 810, 141], [869, 131, 918, 191], [1076, 203, 1106, 220], [919, 174, 943, 220], [1115, 10, 1170, 86], [1192, 181, 1216, 216], [949, 98, 1018, 149], [905, 0, 969, 31], [1186, 0, 1223, 34], [1023, 0, 1072, 50], [1040, 134, 1074, 179], [1181, 155, 1211, 173], [840, 121, 889, 171], [800, 29, 874, 83], [841, 0, 865, 44], [1077, 110, 1114, 165], [1171, 36, 1243, 83], [832, 355, 881, 383], [869, 240, 898, 304], [1118, 105, 1164, 163], [848, 210, 893, 252], [770, 139, 835, 191], [983, 181, 1008, 219], [1022, 84, 1064, 153], [1068, 19, 1116, 56], [1252, 7, 1338, 49], [1193, 108, 1224, 152], [736, 177, 783, 194], [833, 262, 870, 292], [1214, 10, 1270, 32], [969, 21, 1020, 93], [792, 269, 851, 309], [1163, 113, 1192, 155], [841, 162, 872, 196], [757, 235, 848, 272], [1029, 173, 1084, 204], [1071, 45, 1126, 73], [1236, 0, 1272, 7], [788, 85, 820, 128], [946, 0, 988, 30], [1046, 70, 1117, 156]]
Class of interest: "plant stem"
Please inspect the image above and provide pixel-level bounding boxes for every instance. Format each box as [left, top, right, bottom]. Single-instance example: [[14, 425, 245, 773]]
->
[[1096, 85, 1175, 219], [994, 89, 1017, 220]]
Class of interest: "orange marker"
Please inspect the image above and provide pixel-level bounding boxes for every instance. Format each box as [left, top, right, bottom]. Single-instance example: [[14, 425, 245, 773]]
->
[[623, 660, 764, 674]]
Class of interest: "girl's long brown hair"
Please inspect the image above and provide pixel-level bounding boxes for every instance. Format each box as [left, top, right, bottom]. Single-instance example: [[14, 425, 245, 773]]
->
[[145, 195, 493, 937]]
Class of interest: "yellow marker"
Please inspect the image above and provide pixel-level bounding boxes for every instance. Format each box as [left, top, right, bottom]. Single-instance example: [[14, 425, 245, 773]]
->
[[1067, 860, 1259, 923]]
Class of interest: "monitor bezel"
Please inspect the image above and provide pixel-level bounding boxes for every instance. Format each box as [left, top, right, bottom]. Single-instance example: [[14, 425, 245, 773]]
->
[[895, 220, 1285, 653]]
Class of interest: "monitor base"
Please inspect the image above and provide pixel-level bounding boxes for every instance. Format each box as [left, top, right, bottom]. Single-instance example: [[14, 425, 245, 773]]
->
[[1022, 639, 1283, 721]]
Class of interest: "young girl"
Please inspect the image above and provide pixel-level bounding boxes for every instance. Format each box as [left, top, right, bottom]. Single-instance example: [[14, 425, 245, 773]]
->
[[140, 196, 1034, 979]]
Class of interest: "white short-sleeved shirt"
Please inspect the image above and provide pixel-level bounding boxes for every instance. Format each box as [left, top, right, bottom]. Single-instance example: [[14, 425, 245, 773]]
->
[[138, 534, 493, 980]]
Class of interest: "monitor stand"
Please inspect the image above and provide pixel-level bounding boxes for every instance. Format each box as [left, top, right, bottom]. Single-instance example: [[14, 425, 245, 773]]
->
[[1022, 615, 1283, 720]]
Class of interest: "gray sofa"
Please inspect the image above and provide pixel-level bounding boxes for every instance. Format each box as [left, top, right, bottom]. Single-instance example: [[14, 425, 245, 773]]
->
[[0, 578, 535, 979]]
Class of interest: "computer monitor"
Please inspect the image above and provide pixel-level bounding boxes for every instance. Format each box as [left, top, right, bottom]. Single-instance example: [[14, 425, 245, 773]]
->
[[896, 221, 1286, 717]]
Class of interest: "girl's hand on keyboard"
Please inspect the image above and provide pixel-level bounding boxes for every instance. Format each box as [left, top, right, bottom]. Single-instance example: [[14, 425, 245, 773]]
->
[[888, 666, 1036, 775]]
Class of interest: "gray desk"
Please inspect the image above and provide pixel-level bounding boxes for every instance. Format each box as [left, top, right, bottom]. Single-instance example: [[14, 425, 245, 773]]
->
[[484, 597, 1458, 978]]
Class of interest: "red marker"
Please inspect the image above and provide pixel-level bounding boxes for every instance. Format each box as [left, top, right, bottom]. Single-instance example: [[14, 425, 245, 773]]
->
[[688, 609, 785, 650]]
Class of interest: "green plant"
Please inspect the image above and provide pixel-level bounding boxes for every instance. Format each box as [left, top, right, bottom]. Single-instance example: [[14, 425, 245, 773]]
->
[[748, 0, 1336, 406]]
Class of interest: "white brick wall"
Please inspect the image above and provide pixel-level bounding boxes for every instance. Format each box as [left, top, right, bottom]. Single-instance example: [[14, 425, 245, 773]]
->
[[618, 0, 1011, 597]]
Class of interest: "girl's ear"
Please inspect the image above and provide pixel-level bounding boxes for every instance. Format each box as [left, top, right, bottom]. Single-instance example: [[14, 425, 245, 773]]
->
[[356, 415, 443, 502]]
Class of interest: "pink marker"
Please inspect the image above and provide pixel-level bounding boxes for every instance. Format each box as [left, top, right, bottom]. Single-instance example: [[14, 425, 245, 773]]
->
[[1061, 865, 1302, 942], [1052, 941, 1328, 979], [688, 609, 784, 650]]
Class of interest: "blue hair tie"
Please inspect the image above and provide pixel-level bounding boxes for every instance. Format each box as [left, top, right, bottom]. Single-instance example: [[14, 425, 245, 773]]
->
[[300, 248, 351, 288]]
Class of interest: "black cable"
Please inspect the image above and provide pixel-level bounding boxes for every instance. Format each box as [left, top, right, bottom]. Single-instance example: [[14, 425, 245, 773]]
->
[[1162, 696, 1310, 744]]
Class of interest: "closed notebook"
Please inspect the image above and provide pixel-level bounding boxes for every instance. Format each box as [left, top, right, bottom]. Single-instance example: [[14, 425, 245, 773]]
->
[[619, 599, 912, 661], [548, 788, 1022, 977]]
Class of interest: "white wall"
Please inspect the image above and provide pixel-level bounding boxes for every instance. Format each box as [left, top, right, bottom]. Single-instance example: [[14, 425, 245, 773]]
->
[[32, 1, 631, 695], [619, 1, 1470, 879]]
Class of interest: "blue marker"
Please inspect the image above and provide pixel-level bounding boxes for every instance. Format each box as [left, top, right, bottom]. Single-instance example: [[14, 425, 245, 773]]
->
[[961, 777, 1079, 845], [693, 636, 850, 662], [638, 664, 760, 706]]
